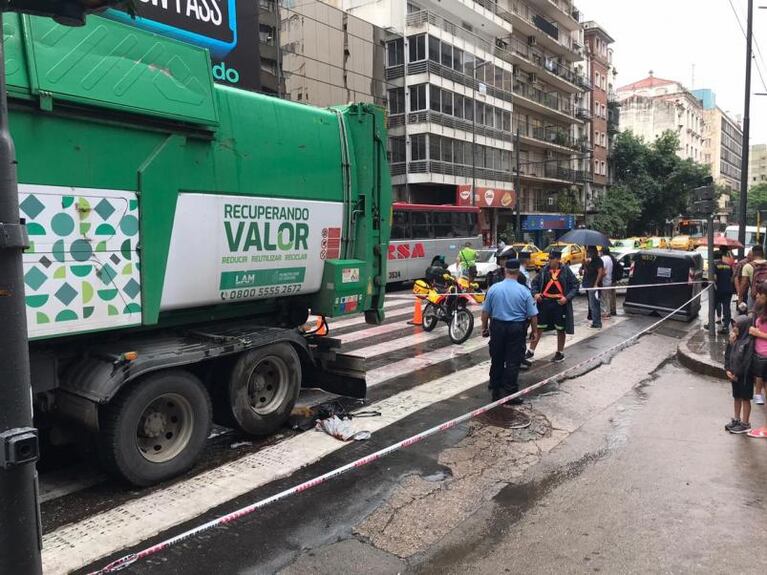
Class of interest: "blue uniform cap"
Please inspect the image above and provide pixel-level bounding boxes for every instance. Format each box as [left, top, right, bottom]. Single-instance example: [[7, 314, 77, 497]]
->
[[505, 258, 521, 270]]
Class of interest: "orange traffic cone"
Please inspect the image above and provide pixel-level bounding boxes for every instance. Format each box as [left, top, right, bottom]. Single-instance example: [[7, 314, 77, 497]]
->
[[315, 315, 328, 336], [408, 299, 423, 326]]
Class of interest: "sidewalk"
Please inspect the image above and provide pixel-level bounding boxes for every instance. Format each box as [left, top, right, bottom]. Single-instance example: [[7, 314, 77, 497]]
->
[[677, 328, 727, 379]]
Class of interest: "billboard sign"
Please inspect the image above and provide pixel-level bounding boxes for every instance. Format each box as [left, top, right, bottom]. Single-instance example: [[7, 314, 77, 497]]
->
[[456, 185, 516, 209], [104, 0, 262, 92]]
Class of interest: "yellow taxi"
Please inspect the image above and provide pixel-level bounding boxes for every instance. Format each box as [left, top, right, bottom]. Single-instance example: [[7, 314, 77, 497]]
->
[[511, 242, 545, 269], [537, 243, 586, 268], [670, 235, 695, 251], [642, 236, 670, 250]]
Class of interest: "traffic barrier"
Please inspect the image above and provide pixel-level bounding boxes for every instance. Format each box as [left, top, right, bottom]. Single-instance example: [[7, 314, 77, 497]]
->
[[86, 286, 711, 575], [407, 299, 423, 326]]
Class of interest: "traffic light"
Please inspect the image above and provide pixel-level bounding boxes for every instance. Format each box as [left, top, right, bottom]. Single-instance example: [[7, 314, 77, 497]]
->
[[2, 0, 135, 26], [690, 177, 716, 216]]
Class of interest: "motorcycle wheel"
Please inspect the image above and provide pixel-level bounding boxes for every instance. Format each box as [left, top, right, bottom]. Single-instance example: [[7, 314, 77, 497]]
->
[[422, 303, 439, 332], [448, 308, 474, 344]]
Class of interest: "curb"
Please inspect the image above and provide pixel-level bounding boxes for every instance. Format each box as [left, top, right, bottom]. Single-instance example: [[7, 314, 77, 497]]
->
[[676, 331, 726, 380]]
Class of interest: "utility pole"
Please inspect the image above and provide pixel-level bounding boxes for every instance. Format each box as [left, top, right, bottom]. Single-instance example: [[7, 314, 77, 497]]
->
[[514, 130, 521, 236], [0, 14, 42, 575], [737, 0, 753, 258]]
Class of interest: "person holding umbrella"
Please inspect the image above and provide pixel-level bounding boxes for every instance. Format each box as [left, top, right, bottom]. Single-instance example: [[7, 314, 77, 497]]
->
[[555, 229, 612, 329]]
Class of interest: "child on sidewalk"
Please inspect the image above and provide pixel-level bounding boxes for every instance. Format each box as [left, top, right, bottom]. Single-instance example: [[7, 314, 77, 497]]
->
[[746, 284, 767, 437], [724, 314, 754, 434]]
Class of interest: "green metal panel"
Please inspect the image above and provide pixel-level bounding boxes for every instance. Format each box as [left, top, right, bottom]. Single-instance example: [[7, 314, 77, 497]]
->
[[3, 14, 31, 96], [8, 15, 392, 341], [20, 15, 218, 125]]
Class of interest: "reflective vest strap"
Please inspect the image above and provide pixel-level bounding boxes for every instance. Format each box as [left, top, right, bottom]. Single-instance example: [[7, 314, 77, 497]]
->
[[542, 269, 564, 298]]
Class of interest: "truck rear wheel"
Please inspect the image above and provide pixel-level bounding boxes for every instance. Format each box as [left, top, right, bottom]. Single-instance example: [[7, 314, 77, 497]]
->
[[99, 370, 212, 487], [228, 343, 301, 435]]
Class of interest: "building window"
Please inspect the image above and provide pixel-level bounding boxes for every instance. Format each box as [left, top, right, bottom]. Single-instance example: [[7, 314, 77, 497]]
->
[[411, 134, 426, 161], [429, 36, 440, 63], [463, 52, 475, 77], [600, 161, 606, 175], [601, 133, 606, 147], [595, 71, 600, 86], [594, 158, 599, 174], [259, 0, 275, 12], [429, 84, 440, 112], [441, 89, 453, 116], [261, 58, 277, 75], [408, 34, 426, 62], [440, 41, 452, 68], [259, 24, 276, 45], [390, 136, 406, 163], [387, 39, 404, 67], [594, 101, 599, 115], [454, 93, 464, 119], [453, 47, 463, 72], [388, 88, 405, 115], [410, 84, 427, 111], [429, 133, 441, 160]]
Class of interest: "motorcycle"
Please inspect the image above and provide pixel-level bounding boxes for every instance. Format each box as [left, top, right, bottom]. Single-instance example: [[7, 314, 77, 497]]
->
[[412, 274, 485, 344]]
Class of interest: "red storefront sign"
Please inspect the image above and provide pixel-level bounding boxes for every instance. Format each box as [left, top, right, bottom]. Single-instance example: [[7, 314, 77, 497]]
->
[[456, 185, 516, 209]]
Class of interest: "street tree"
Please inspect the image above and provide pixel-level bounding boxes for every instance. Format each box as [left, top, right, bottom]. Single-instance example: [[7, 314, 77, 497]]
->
[[609, 131, 711, 235], [593, 185, 642, 238], [731, 183, 767, 224]]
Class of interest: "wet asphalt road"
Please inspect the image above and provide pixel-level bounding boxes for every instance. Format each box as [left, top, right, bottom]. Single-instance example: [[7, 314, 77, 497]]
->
[[72, 312, 720, 575]]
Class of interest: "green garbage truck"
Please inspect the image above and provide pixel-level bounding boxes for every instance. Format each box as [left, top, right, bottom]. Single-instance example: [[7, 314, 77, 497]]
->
[[7, 14, 391, 485]]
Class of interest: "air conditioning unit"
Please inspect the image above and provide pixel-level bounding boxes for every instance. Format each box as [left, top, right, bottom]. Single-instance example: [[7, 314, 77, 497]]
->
[[528, 72, 537, 83], [528, 36, 537, 46]]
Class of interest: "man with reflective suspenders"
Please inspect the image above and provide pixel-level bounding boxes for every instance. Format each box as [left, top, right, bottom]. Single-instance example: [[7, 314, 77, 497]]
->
[[481, 259, 539, 403], [528, 248, 579, 363]]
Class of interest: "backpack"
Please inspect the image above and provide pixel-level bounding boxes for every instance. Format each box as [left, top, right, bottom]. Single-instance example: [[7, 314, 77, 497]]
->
[[610, 255, 624, 284], [751, 261, 767, 297], [729, 318, 755, 378]]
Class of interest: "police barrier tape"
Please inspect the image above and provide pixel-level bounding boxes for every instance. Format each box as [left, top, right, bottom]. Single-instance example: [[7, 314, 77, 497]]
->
[[386, 280, 708, 299], [86, 285, 712, 574]]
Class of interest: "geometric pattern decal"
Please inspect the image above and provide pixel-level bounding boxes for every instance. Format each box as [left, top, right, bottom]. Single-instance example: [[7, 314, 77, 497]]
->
[[20, 184, 142, 340]]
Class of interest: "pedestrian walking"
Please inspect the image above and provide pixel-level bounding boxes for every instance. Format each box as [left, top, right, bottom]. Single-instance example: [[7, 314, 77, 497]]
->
[[724, 315, 754, 434], [712, 247, 734, 332], [481, 259, 539, 403], [583, 246, 605, 328], [457, 241, 478, 281], [527, 249, 579, 363], [738, 246, 767, 311], [601, 246, 618, 318]]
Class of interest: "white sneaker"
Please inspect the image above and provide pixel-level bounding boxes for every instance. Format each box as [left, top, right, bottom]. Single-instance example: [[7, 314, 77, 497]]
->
[[756, 395, 765, 405]]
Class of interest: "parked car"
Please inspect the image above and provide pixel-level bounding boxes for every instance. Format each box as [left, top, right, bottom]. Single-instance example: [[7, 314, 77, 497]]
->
[[642, 236, 670, 250], [611, 238, 643, 258], [511, 242, 545, 269], [536, 243, 586, 269], [670, 235, 695, 251], [448, 249, 498, 285]]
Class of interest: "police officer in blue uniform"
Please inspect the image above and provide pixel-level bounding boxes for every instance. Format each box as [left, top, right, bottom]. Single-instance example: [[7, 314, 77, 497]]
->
[[481, 259, 539, 403]]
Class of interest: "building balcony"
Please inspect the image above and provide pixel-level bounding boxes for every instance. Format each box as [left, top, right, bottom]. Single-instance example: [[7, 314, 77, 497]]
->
[[387, 110, 514, 143], [575, 107, 591, 120], [506, 0, 581, 58], [513, 79, 577, 121], [518, 163, 585, 185], [390, 160, 513, 182], [538, 0, 582, 31], [515, 122, 579, 150], [501, 34, 590, 92]]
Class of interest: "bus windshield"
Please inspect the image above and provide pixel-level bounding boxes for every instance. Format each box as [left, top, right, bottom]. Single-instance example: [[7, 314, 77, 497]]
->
[[725, 226, 764, 248], [678, 220, 704, 237]]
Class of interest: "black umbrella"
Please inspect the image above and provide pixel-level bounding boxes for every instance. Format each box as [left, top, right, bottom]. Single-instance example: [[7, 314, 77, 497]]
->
[[557, 229, 612, 247]]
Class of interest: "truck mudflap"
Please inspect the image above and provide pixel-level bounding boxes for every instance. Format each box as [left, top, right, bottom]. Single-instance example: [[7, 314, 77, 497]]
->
[[60, 324, 366, 405]]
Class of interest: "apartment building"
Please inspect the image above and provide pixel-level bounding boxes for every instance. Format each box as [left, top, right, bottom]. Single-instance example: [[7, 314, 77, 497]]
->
[[617, 74, 705, 163], [751, 144, 767, 187], [343, 0, 588, 244], [253, 0, 388, 108], [689, 89, 742, 221], [582, 20, 615, 215]]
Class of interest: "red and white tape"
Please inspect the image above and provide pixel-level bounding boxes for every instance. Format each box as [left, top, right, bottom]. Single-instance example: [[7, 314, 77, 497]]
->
[[87, 286, 711, 574]]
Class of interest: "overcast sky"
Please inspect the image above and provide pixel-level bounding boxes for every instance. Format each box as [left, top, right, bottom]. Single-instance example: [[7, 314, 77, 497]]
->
[[576, 0, 767, 146]]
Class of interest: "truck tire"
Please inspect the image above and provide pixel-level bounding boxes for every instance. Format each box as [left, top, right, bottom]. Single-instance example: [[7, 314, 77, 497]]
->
[[228, 343, 301, 435], [99, 370, 212, 487]]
